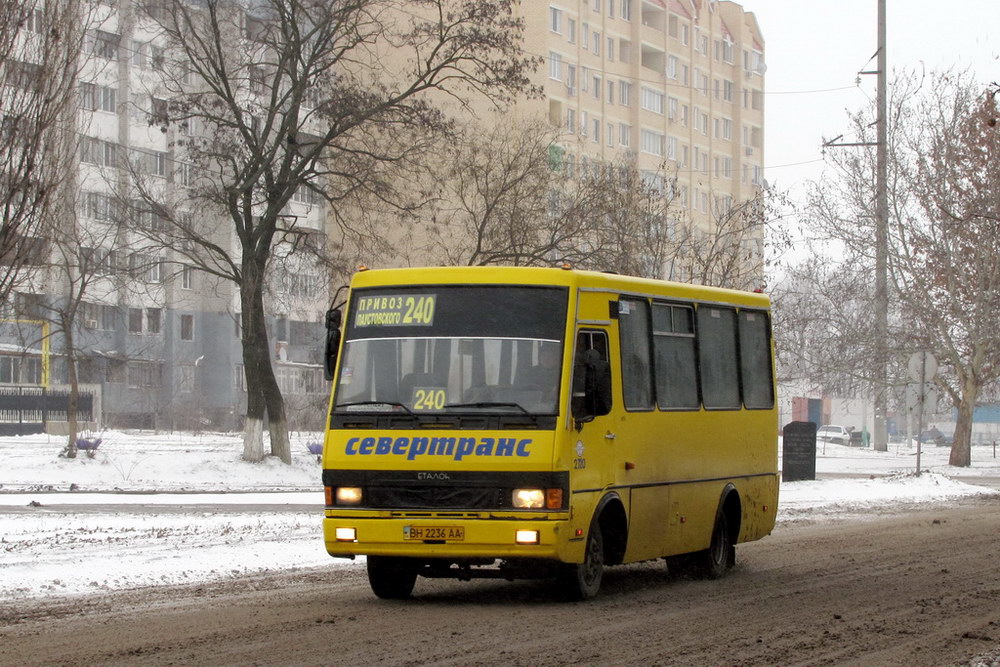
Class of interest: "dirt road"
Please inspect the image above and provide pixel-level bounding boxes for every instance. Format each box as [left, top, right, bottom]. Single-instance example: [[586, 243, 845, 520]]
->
[[3, 497, 1000, 666]]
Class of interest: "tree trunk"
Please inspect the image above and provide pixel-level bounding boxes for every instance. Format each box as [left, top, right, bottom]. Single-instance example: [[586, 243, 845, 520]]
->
[[254, 325, 291, 464], [949, 379, 977, 467], [242, 392, 265, 463], [239, 264, 291, 463], [240, 286, 268, 463], [62, 313, 79, 458]]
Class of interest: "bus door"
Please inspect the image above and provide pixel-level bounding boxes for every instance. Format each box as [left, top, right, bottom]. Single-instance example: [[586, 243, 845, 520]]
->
[[568, 328, 617, 530]]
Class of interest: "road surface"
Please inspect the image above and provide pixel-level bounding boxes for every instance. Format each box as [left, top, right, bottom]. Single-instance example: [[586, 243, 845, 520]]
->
[[2, 497, 999, 666]]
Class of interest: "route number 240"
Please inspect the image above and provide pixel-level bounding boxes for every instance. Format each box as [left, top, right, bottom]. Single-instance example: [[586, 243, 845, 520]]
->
[[403, 296, 436, 325]]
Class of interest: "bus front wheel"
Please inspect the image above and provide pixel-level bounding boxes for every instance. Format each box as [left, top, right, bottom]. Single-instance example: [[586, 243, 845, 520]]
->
[[558, 526, 604, 600], [367, 556, 418, 599]]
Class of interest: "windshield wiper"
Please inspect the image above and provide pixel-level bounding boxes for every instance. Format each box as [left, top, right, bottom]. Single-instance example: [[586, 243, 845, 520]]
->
[[335, 401, 414, 415], [443, 401, 532, 415]]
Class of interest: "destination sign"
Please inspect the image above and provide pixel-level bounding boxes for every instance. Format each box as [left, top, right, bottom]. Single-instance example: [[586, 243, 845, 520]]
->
[[354, 294, 436, 327]]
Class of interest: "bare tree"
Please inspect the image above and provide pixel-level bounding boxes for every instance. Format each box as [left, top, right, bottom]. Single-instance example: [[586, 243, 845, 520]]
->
[[124, 0, 540, 463], [421, 119, 607, 267], [0, 0, 92, 302], [582, 161, 683, 279], [417, 118, 781, 286], [788, 70, 1000, 466], [682, 189, 785, 292], [900, 73, 1000, 466]]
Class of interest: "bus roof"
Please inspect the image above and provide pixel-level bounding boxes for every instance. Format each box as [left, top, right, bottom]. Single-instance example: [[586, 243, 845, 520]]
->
[[348, 266, 770, 309]]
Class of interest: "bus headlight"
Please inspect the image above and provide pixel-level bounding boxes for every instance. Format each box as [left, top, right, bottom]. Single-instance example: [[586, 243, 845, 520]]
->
[[336, 487, 363, 505], [512, 488, 545, 509]]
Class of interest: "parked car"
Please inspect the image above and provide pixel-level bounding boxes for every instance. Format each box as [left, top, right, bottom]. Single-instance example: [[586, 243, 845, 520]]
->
[[919, 428, 952, 446], [816, 424, 851, 446]]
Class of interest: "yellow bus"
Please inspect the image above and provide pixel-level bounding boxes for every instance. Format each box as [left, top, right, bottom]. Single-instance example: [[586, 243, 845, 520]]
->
[[321, 266, 778, 599]]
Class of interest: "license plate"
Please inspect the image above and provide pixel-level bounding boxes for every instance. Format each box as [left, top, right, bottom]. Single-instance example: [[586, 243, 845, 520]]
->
[[404, 526, 465, 541]]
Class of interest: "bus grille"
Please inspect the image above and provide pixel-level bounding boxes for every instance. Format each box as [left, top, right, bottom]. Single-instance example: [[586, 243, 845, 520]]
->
[[367, 486, 504, 510]]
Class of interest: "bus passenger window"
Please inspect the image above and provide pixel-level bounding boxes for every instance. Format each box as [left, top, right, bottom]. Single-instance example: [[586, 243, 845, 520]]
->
[[652, 303, 699, 409], [697, 306, 740, 409], [738, 310, 774, 409], [618, 298, 653, 410]]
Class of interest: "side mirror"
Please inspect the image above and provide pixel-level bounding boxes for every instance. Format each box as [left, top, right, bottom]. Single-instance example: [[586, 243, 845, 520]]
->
[[571, 351, 612, 425], [323, 308, 342, 381]]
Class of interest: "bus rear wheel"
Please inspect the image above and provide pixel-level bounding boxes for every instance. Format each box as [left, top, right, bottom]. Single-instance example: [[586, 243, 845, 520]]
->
[[558, 526, 604, 600], [696, 512, 735, 579], [367, 556, 418, 599]]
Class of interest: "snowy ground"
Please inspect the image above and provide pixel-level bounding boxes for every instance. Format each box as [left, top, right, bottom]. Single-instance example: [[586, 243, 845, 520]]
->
[[1, 431, 999, 601]]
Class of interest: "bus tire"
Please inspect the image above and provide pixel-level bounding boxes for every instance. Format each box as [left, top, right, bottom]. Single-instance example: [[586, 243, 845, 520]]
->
[[558, 524, 604, 600], [696, 512, 735, 579], [367, 556, 418, 599]]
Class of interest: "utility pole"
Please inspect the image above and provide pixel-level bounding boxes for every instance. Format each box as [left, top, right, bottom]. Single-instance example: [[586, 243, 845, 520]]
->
[[823, 0, 889, 451], [872, 0, 888, 452]]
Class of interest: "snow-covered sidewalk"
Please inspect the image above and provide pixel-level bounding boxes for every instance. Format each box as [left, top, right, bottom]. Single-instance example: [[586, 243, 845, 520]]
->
[[1, 431, 998, 601]]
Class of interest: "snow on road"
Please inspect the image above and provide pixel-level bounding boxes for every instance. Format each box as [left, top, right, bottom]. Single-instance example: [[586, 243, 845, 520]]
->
[[1, 431, 998, 601]]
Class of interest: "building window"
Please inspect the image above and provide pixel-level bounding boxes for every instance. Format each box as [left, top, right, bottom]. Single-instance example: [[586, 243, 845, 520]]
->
[[92, 30, 119, 60], [127, 361, 161, 388], [592, 118, 600, 143], [640, 87, 664, 114], [666, 55, 678, 80], [80, 138, 119, 168], [592, 75, 600, 99], [128, 307, 143, 334], [640, 129, 664, 156], [567, 18, 576, 43], [181, 265, 193, 289], [607, 123, 614, 147], [180, 314, 194, 341], [592, 31, 600, 55], [178, 364, 195, 393], [79, 83, 117, 113], [549, 6, 563, 33], [619, 81, 631, 106], [607, 37, 614, 61], [620, 0, 632, 20], [619, 123, 631, 147], [0, 356, 42, 385], [549, 51, 562, 80], [146, 308, 161, 335], [131, 40, 148, 68], [129, 253, 162, 283]]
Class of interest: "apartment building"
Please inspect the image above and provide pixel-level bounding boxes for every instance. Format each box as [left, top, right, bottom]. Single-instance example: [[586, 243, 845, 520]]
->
[[1, 0, 764, 431], [1, 1, 329, 431], [529, 0, 765, 277]]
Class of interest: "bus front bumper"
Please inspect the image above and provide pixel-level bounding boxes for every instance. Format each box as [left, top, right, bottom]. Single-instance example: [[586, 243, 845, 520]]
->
[[323, 513, 580, 562]]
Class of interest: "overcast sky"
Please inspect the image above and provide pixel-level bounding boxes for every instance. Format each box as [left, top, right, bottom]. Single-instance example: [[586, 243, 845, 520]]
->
[[746, 0, 999, 194]]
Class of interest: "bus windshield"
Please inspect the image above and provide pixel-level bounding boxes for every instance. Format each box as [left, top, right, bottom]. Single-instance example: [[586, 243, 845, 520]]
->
[[333, 285, 568, 416]]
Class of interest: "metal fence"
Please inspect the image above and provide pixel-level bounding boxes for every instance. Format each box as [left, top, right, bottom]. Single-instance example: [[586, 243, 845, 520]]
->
[[0, 387, 94, 436]]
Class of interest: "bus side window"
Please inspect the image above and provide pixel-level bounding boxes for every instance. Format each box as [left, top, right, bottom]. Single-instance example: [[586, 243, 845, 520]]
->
[[573, 330, 612, 419], [618, 298, 653, 410], [697, 306, 740, 409], [652, 303, 699, 409], [738, 310, 775, 409]]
